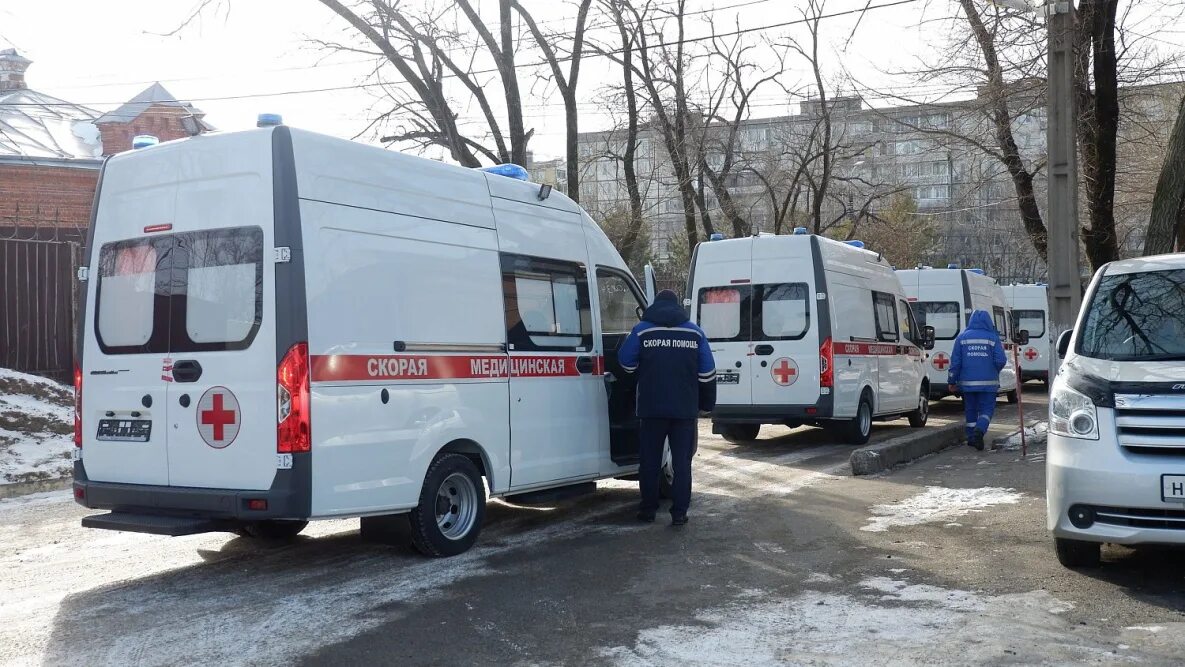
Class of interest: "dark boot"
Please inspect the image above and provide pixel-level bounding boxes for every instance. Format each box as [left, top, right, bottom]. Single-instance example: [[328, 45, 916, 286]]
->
[[970, 431, 985, 451]]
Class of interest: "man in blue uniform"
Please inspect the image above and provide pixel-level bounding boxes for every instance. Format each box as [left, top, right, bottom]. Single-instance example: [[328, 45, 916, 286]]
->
[[619, 289, 716, 526], [948, 309, 1008, 451]]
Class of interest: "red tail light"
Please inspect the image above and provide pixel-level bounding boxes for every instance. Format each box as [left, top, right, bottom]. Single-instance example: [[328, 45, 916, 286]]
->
[[277, 342, 311, 453], [73, 363, 83, 447], [819, 337, 834, 389]]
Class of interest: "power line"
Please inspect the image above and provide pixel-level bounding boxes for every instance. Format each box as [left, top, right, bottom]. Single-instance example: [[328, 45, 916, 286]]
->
[[4, 0, 920, 108]]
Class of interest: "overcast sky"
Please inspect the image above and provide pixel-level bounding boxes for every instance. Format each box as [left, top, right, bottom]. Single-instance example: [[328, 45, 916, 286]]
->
[[3, 0, 1182, 161]]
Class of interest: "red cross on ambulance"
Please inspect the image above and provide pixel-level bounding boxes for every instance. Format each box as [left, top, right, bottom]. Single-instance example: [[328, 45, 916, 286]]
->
[[197, 387, 240, 449], [932, 352, 950, 371], [1024, 347, 1039, 361], [771, 357, 799, 386]]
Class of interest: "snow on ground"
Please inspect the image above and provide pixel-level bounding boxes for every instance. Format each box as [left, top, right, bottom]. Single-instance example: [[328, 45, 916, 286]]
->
[[994, 420, 1049, 451], [599, 577, 1131, 666], [861, 486, 1023, 533], [0, 368, 73, 485]]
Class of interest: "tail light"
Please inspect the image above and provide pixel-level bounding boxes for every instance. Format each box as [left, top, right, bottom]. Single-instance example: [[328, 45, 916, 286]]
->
[[277, 342, 311, 453], [819, 337, 834, 389], [73, 363, 83, 447]]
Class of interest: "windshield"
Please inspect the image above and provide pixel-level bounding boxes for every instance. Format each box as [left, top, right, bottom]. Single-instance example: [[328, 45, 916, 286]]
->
[[912, 301, 960, 340], [1079, 269, 1185, 361]]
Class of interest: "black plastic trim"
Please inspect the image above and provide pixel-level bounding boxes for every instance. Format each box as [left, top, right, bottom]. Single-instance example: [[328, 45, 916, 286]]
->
[[809, 235, 835, 416], [960, 269, 973, 321]]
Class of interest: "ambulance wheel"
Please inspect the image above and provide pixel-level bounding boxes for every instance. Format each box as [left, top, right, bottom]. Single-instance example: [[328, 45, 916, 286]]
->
[[1055, 538, 1101, 569], [840, 393, 873, 445], [907, 386, 929, 428], [237, 520, 308, 540], [720, 424, 760, 443], [1006, 389, 1019, 404], [408, 453, 486, 557]]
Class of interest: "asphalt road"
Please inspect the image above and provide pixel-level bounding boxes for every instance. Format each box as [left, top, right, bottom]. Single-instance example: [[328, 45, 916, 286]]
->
[[3, 387, 1183, 666]]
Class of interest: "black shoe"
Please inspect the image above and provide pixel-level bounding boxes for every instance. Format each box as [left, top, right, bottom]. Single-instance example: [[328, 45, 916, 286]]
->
[[637, 511, 656, 523], [671, 515, 688, 527], [970, 433, 985, 451]]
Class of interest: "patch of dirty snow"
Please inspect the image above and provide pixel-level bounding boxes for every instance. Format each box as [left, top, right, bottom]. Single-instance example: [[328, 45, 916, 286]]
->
[[861, 486, 1023, 532], [0, 367, 74, 485], [1126, 626, 1165, 633], [994, 420, 1049, 451], [599, 578, 1136, 666], [804, 572, 836, 584]]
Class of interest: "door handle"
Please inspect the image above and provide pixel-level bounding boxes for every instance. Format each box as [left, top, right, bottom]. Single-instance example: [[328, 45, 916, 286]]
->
[[754, 344, 775, 356], [576, 356, 596, 374], [171, 359, 203, 383]]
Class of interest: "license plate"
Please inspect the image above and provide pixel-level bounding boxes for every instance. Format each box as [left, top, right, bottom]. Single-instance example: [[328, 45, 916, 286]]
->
[[96, 419, 152, 442], [717, 372, 740, 385], [1162, 475, 1185, 502]]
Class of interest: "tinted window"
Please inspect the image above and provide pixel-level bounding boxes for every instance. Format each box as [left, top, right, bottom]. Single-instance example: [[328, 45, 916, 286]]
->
[[596, 270, 645, 335], [698, 286, 751, 341], [1079, 269, 1185, 361], [913, 301, 960, 340], [502, 254, 592, 351], [873, 292, 898, 341], [1013, 309, 1045, 338], [992, 306, 1007, 337], [758, 283, 810, 340], [95, 227, 263, 355]]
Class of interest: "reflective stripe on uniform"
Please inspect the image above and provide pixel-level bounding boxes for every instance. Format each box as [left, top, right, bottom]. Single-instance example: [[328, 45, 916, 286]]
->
[[961, 380, 999, 387], [960, 339, 997, 346], [636, 326, 702, 336]]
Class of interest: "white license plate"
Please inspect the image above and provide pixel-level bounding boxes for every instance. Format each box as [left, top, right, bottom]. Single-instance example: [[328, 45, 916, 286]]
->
[[717, 372, 740, 385], [1162, 475, 1185, 502]]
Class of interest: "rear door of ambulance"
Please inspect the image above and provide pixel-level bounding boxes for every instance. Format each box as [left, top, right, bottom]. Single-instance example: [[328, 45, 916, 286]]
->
[[691, 239, 754, 407], [749, 237, 820, 408], [81, 132, 280, 492]]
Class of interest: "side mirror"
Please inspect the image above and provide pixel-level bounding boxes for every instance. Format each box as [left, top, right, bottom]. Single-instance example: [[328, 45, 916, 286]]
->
[[636, 305, 645, 321], [1014, 329, 1030, 346], [921, 325, 936, 351], [1056, 329, 1072, 359]]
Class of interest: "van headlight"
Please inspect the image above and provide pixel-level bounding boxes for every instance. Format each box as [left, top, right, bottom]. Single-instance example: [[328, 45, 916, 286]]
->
[[1050, 379, 1099, 440]]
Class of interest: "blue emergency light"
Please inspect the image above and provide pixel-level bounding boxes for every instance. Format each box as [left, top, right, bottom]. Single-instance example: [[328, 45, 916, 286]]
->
[[792, 227, 808, 235], [257, 113, 284, 127], [845, 240, 865, 249], [132, 135, 159, 149], [709, 232, 725, 241], [480, 164, 530, 181], [969, 268, 985, 275], [947, 263, 960, 269]]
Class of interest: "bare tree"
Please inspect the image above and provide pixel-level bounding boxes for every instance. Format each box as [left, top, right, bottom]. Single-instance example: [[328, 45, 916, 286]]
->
[[1143, 93, 1185, 255], [513, 0, 593, 201]]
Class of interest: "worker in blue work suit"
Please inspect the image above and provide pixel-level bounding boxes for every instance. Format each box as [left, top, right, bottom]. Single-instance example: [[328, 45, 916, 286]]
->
[[947, 309, 1008, 451], [619, 289, 716, 526]]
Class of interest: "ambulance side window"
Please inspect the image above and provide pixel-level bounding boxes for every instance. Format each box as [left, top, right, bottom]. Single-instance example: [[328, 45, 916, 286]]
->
[[992, 306, 1007, 336], [872, 292, 899, 342], [595, 269, 645, 335], [501, 254, 593, 351], [899, 299, 917, 344]]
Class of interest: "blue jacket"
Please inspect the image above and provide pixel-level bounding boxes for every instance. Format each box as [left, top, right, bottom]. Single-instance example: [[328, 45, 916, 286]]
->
[[618, 297, 717, 419], [948, 310, 1008, 392]]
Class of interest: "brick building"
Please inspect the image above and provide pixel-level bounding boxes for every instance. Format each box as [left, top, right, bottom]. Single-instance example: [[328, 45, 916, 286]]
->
[[0, 49, 209, 237]]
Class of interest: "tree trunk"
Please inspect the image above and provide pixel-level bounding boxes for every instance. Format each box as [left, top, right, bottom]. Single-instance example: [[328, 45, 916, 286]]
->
[[1144, 94, 1185, 256], [1075, 0, 1121, 269]]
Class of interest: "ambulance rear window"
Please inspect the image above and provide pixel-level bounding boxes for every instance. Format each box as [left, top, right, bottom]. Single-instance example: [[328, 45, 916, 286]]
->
[[698, 287, 749, 341], [96, 240, 162, 350], [913, 301, 960, 340]]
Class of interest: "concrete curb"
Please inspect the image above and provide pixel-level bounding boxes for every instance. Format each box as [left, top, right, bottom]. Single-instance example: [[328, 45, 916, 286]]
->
[[0, 476, 71, 500], [850, 424, 965, 476]]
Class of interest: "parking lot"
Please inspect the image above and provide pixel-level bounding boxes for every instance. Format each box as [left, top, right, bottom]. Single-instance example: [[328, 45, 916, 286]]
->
[[3, 390, 1185, 666]]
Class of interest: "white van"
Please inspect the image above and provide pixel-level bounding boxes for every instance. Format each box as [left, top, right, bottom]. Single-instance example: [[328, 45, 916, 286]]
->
[[896, 266, 1020, 403], [1003, 283, 1051, 387], [686, 231, 934, 446], [72, 124, 658, 557], [1047, 253, 1185, 568]]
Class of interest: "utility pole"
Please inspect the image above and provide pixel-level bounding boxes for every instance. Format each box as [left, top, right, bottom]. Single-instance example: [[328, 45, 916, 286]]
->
[[1044, 0, 1081, 339]]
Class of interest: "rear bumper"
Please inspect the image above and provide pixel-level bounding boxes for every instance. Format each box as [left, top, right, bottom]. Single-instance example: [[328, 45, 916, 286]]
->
[[712, 403, 834, 426], [1021, 370, 1049, 382], [73, 456, 310, 524]]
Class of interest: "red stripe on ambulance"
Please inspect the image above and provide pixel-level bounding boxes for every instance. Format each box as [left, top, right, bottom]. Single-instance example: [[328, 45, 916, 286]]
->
[[310, 354, 594, 382]]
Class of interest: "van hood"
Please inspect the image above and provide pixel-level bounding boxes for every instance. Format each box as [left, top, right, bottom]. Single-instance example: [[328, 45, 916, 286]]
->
[[1064, 354, 1185, 384]]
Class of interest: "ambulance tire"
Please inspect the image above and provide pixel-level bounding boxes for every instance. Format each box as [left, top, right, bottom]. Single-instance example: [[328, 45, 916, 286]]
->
[[408, 453, 486, 558], [839, 393, 873, 445], [237, 520, 308, 541], [1006, 389, 1019, 404], [720, 424, 760, 443], [907, 386, 929, 428]]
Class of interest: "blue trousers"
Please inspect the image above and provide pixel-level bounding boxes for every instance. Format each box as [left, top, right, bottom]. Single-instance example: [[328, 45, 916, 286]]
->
[[962, 391, 997, 438], [639, 418, 696, 518]]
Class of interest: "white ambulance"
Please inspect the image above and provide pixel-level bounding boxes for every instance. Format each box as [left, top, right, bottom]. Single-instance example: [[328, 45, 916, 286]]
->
[[72, 122, 658, 557], [896, 266, 1021, 403], [1003, 283, 1051, 387], [687, 231, 935, 446]]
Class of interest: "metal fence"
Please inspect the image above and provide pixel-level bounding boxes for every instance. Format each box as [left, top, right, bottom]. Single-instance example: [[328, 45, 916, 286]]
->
[[0, 212, 84, 382]]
